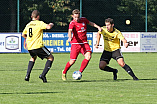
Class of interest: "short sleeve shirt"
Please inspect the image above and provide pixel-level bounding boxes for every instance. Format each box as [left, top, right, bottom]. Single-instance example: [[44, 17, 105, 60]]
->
[[99, 26, 124, 52], [69, 17, 89, 44], [22, 20, 47, 50]]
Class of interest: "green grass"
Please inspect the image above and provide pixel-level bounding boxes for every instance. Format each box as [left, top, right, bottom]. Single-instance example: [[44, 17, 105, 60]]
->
[[0, 53, 157, 104]]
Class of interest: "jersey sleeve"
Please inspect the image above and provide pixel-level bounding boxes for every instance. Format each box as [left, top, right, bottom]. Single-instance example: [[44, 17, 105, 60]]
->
[[99, 30, 102, 34], [85, 18, 89, 24], [22, 26, 27, 35], [69, 21, 74, 30], [117, 31, 125, 40], [40, 21, 48, 29], [99, 27, 105, 34]]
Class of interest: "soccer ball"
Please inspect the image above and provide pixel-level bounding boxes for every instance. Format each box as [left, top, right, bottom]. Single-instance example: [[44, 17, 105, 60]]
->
[[72, 71, 82, 80]]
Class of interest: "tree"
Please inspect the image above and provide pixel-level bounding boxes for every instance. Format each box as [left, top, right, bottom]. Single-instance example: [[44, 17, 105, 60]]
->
[[10, 0, 16, 32], [0, 0, 16, 32], [117, 0, 157, 32], [20, 0, 80, 32]]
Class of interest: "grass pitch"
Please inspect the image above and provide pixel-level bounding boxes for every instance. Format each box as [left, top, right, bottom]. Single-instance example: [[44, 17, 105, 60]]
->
[[0, 53, 157, 104]]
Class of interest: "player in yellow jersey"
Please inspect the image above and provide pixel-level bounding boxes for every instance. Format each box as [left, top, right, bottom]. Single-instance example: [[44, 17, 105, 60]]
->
[[95, 18, 138, 80], [22, 10, 54, 83]]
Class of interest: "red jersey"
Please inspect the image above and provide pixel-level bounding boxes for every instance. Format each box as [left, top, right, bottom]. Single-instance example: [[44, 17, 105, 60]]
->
[[69, 17, 89, 44]]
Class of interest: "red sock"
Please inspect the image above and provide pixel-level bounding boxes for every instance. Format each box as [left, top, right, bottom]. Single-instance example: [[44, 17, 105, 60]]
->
[[79, 59, 89, 73], [63, 62, 71, 74]]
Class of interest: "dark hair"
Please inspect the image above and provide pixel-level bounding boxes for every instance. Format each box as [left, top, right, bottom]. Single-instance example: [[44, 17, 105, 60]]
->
[[31, 10, 40, 18], [105, 18, 114, 24], [72, 9, 80, 15]]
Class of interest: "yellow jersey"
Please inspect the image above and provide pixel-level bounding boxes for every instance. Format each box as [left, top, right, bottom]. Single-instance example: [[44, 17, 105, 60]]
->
[[99, 26, 124, 52], [22, 20, 48, 50]]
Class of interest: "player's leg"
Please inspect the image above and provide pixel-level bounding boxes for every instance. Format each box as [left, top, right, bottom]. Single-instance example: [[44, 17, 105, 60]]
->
[[99, 61, 118, 80], [41, 54, 54, 77], [63, 59, 76, 74], [79, 44, 92, 73], [62, 59, 76, 81], [99, 50, 118, 80], [114, 49, 138, 80], [79, 51, 91, 73], [25, 50, 37, 81], [37, 46, 54, 83], [117, 58, 138, 80], [62, 44, 80, 80], [63, 44, 80, 74]]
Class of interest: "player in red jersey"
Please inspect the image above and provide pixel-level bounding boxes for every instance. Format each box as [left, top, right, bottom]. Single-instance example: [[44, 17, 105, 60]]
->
[[62, 9, 102, 80]]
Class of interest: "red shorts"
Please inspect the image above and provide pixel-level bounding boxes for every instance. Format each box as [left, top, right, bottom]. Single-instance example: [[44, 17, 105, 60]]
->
[[70, 43, 92, 60]]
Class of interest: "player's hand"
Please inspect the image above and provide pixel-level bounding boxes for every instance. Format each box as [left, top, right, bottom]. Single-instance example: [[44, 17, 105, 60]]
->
[[95, 44, 99, 48], [68, 37, 72, 42], [98, 27, 102, 32], [49, 23, 54, 27], [125, 43, 129, 48]]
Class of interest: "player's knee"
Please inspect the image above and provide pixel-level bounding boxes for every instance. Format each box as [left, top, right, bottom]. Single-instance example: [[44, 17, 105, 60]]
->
[[69, 60, 75, 65], [119, 62, 125, 67], [85, 55, 91, 60], [117, 58, 125, 67], [30, 56, 37, 62], [99, 61, 107, 70], [48, 54, 54, 61], [99, 64, 106, 70], [50, 55, 54, 61]]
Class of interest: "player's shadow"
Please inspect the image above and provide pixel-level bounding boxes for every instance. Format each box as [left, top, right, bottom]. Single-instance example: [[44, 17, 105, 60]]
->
[[0, 69, 26, 71], [0, 69, 43, 71], [67, 78, 157, 82], [137, 78, 157, 80], [67, 79, 119, 82], [116, 78, 157, 81], [71, 80, 106, 82], [0, 91, 62, 95]]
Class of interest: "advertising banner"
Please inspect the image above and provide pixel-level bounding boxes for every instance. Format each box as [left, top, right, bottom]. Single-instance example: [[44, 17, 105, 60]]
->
[[140, 32, 157, 52], [93, 32, 141, 52], [93, 32, 104, 52], [43, 32, 69, 53], [20, 32, 157, 53], [0, 33, 21, 53], [21, 32, 93, 53], [121, 32, 140, 52]]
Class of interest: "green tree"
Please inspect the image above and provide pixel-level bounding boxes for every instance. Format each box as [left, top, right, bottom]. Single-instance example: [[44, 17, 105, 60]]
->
[[116, 0, 145, 31], [147, 0, 157, 31], [117, 0, 157, 31], [10, 0, 16, 32], [20, 0, 79, 32]]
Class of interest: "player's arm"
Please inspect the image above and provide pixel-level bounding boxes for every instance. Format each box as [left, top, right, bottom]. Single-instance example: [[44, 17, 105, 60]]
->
[[68, 29, 73, 42], [88, 21, 102, 32], [121, 38, 129, 48], [95, 31, 101, 48], [46, 23, 54, 29], [22, 33, 27, 39]]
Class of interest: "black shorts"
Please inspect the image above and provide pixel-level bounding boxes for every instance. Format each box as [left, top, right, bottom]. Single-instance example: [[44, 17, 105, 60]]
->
[[28, 46, 51, 60], [100, 49, 123, 64]]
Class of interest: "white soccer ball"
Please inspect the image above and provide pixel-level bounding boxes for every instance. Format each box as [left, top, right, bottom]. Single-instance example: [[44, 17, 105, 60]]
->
[[72, 71, 82, 80]]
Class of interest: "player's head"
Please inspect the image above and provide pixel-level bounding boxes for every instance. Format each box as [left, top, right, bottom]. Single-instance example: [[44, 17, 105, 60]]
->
[[105, 18, 114, 32], [72, 9, 80, 22], [31, 10, 40, 20]]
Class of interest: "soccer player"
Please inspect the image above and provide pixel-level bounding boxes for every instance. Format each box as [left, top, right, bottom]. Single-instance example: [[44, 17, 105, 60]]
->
[[22, 10, 54, 83], [95, 18, 138, 80], [62, 9, 102, 80]]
